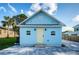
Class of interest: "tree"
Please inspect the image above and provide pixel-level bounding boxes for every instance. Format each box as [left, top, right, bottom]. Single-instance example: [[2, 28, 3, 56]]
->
[[1, 14, 27, 38], [1, 21, 7, 28], [2, 16, 10, 37], [12, 13, 27, 34], [12, 14, 27, 43], [13, 14, 27, 24]]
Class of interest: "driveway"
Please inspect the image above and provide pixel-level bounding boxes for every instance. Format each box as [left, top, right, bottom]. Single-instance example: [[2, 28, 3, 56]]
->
[[0, 40, 79, 55]]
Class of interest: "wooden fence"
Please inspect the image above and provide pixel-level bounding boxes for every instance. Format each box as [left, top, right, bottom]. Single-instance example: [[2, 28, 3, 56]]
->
[[62, 35, 79, 42]]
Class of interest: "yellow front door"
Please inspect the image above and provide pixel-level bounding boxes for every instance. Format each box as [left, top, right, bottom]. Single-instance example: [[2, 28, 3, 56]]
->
[[37, 28, 44, 44]]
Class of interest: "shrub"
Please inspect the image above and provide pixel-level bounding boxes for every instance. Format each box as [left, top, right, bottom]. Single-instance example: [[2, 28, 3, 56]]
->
[[0, 37, 17, 50], [61, 44, 66, 47]]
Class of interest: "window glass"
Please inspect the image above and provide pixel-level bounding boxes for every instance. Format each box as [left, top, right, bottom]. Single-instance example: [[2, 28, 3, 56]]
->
[[77, 28, 78, 31], [45, 28, 47, 31], [27, 31, 30, 35], [34, 28, 36, 31], [51, 31, 55, 35]]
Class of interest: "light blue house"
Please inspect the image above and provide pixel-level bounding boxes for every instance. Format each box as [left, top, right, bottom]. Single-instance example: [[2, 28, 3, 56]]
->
[[18, 9, 65, 47]]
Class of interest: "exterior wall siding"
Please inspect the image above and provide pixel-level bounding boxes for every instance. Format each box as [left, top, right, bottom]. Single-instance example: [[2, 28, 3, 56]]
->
[[44, 27, 62, 46], [0, 29, 7, 38], [25, 11, 59, 24], [20, 27, 62, 46], [20, 27, 36, 46]]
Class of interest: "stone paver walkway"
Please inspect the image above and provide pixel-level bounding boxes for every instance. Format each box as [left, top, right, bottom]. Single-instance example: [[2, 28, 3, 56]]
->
[[0, 40, 79, 55]]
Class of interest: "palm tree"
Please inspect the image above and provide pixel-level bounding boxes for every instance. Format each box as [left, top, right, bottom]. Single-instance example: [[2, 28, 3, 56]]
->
[[12, 13, 27, 36], [2, 16, 10, 37], [13, 14, 27, 24], [1, 14, 27, 38], [12, 14, 27, 43], [17, 14, 27, 21], [1, 16, 15, 37], [1, 21, 7, 28]]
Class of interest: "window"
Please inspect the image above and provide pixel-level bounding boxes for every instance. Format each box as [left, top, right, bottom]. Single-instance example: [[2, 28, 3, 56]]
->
[[75, 28, 79, 31], [51, 31, 55, 35], [45, 28, 47, 31], [34, 28, 36, 31], [76, 28, 78, 31], [26, 31, 31, 35]]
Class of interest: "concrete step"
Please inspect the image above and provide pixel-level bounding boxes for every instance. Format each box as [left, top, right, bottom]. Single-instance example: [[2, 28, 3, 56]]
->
[[35, 44, 45, 48]]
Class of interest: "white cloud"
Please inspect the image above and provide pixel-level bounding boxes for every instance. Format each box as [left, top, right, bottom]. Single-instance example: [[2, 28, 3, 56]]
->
[[8, 4, 17, 13], [30, 3, 41, 12], [27, 11, 34, 17], [27, 3, 57, 16], [0, 6, 7, 12], [72, 15, 79, 22], [20, 9, 24, 14], [62, 26, 74, 32], [41, 4, 57, 15]]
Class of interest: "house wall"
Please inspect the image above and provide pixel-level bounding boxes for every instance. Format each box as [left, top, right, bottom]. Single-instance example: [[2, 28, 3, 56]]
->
[[0, 29, 7, 38], [44, 27, 62, 46], [20, 27, 36, 46], [64, 31, 79, 36], [0, 28, 18, 38], [20, 27, 62, 46], [8, 31, 14, 37], [74, 27, 79, 32]]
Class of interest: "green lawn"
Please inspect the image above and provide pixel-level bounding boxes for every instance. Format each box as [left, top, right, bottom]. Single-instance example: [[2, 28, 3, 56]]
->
[[0, 37, 17, 50]]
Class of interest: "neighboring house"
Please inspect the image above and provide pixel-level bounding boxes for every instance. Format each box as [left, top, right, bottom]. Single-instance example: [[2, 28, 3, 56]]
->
[[63, 24, 79, 36], [63, 31, 79, 36], [18, 9, 65, 47], [0, 27, 18, 38], [73, 24, 79, 32]]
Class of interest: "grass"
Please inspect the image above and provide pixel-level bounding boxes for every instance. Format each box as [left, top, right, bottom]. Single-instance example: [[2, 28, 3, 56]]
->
[[0, 37, 17, 50]]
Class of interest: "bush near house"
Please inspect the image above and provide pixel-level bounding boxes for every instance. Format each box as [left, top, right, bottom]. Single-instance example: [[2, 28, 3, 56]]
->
[[0, 37, 17, 50], [63, 35, 79, 42]]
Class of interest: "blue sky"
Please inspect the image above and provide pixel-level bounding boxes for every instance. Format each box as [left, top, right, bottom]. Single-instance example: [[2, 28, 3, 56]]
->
[[0, 3, 79, 31], [55, 3, 79, 27]]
